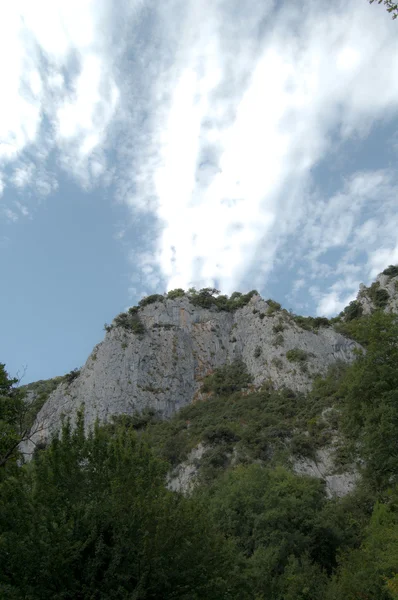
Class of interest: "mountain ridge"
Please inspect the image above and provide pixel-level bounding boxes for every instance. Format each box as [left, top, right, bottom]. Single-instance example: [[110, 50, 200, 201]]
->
[[20, 268, 398, 462]]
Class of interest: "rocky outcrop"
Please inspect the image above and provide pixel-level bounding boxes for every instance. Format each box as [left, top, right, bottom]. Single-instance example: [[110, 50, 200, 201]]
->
[[357, 270, 398, 315], [166, 443, 206, 494], [20, 294, 360, 460], [293, 447, 359, 498]]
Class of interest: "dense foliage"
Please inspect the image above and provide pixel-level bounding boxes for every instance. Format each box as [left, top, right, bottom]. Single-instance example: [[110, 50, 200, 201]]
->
[[383, 264, 398, 278], [187, 288, 259, 311], [0, 415, 243, 599], [0, 364, 47, 474]]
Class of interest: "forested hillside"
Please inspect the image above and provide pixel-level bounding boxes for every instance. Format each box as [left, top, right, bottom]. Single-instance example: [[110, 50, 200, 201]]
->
[[1, 275, 398, 598]]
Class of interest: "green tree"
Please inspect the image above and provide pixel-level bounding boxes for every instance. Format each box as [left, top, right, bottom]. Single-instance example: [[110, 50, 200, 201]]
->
[[0, 363, 42, 473], [202, 464, 340, 599], [0, 414, 245, 599], [338, 312, 398, 489], [326, 489, 398, 599]]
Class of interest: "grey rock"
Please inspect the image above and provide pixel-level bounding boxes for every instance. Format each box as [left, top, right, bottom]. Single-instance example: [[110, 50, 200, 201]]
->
[[357, 272, 398, 315], [20, 294, 360, 460], [293, 447, 359, 498], [166, 443, 206, 494]]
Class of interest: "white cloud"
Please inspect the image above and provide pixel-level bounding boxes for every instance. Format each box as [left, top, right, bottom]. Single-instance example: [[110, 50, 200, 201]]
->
[[2, 0, 398, 312], [11, 162, 36, 189], [0, 0, 120, 204], [113, 0, 398, 301], [368, 243, 398, 278]]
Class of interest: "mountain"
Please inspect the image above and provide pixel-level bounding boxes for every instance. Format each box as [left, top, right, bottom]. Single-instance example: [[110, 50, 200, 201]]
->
[[5, 267, 398, 599], [20, 290, 361, 459]]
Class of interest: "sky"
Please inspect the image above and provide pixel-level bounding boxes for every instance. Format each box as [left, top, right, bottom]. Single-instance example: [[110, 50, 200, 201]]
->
[[1, 0, 398, 384]]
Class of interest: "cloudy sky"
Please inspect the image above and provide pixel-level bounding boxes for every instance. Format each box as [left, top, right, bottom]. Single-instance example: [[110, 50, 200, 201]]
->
[[1, 0, 398, 383]]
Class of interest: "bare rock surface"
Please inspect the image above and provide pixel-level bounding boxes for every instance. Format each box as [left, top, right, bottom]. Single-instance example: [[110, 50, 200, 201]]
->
[[21, 294, 360, 458], [357, 272, 398, 314], [293, 447, 359, 498]]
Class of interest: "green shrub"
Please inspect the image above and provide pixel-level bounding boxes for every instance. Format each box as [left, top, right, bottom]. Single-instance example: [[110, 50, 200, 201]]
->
[[188, 288, 258, 312], [273, 321, 285, 333], [65, 368, 80, 384], [166, 288, 185, 299], [340, 300, 363, 321], [382, 264, 398, 278], [200, 446, 230, 479], [367, 282, 389, 309], [138, 294, 165, 307], [313, 317, 330, 328], [114, 311, 145, 335], [266, 299, 282, 315], [201, 360, 253, 396], [188, 287, 221, 309], [286, 348, 309, 362], [254, 346, 262, 358], [202, 425, 240, 445], [290, 433, 316, 458], [291, 315, 330, 331]]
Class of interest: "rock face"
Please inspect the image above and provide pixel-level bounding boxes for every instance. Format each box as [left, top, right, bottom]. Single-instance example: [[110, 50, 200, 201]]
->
[[166, 443, 207, 494], [293, 447, 359, 499], [357, 271, 398, 315], [21, 294, 360, 460]]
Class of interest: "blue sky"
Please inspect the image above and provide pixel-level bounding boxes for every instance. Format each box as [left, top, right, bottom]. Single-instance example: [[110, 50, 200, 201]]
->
[[1, 0, 398, 384]]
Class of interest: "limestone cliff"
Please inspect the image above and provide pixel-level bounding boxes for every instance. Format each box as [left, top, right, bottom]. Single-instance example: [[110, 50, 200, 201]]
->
[[21, 292, 359, 459], [356, 267, 398, 315]]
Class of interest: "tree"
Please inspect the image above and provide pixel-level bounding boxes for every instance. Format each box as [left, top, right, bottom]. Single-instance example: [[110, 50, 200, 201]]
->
[[202, 464, 340, 599], [0, 363, 46, 473], [326, 489, 398, 599], [369, 0, 398, 19], [0, 414, 245, 599], [338, 312, 398, 489]]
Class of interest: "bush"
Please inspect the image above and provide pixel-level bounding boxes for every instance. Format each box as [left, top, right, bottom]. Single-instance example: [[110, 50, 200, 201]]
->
[[254, 346, 262, 358], [291, 315, 330, 331], [65, 368, 80, 384], [340, 300, 363, 321], [202, 425, 240, 445], [201, 361, 253, 396], [166, 288, 185, 299], [290, 433, 317, 458], [367, 282, 389, 309], [138, 294, 165, 307], [382, 264, 398, 278], [266, 299, 282, 315], [286, 348, 309, 363], [114, 312, 145, 335], [273, 321, 285, 333], [188, 288, 258, 312]]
